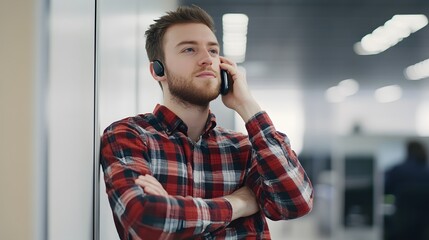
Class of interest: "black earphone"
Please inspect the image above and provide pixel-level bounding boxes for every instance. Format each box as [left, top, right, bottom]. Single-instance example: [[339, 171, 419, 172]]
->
[[153, 60, 165, 77]]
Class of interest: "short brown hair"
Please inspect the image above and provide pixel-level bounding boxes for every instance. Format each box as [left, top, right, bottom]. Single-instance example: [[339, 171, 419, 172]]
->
[[145, 5, 216, 62]]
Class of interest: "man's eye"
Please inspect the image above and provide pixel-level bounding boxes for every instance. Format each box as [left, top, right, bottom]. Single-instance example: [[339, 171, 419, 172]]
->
[[210, 49, 219, 54], [183, 48, 195, 53]]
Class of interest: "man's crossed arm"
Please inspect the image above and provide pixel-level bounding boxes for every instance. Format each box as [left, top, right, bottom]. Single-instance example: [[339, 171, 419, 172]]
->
[[135, 174, 260, 221]]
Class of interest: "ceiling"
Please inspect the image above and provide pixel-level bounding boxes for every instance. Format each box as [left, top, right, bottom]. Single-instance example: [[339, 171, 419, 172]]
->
[[179, 0, 429, 92]]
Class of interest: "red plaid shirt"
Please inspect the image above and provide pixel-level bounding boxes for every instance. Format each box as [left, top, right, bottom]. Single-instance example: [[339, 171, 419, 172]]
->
[[100, 104, 313, 240]]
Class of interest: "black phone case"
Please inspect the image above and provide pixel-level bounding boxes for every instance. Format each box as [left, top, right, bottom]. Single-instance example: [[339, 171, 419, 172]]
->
[[220, 69, 229, 95]]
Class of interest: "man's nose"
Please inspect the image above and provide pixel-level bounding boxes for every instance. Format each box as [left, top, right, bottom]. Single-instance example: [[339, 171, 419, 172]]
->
[[198, 51, 213, 66]]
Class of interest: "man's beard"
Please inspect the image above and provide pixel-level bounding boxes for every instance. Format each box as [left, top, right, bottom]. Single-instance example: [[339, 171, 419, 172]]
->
[[166, 69, 220, 107]]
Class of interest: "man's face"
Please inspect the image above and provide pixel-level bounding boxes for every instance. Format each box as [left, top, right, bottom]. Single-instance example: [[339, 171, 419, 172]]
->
[[162, 23, 221, 106]]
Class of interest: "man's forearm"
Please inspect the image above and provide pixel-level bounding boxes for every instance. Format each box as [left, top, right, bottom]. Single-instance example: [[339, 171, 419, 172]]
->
[[234, 98, 262, 123], [136, 175, 259, 223], [223, 186, 259, 221]]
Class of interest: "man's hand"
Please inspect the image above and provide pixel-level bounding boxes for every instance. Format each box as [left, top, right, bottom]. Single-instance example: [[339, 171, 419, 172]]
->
[[224, 186, 260, 221], [219, 56, 261, 122], [135, 175, 168, 196]]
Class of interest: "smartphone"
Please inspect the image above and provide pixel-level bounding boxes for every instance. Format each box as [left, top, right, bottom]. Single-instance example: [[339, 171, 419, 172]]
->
[[220, 69, 230, 95]]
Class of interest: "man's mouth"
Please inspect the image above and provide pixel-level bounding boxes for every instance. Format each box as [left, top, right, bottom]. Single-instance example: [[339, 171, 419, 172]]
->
[[196, 71, 217, 78]]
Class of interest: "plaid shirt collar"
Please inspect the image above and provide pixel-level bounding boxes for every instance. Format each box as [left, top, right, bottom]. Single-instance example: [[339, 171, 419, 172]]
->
[[153, 104, 217, 137]]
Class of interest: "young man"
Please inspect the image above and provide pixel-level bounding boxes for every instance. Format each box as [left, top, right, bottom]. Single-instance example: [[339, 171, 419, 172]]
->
[[100, 5, 313, 240]]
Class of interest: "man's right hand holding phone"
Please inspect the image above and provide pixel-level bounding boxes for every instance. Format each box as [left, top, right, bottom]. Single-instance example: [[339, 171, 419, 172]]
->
[[219, 56, 262, 123]]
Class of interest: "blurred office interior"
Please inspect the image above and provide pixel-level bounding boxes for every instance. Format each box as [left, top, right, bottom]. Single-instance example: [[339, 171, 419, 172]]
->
[[1, 0, 429, 239]]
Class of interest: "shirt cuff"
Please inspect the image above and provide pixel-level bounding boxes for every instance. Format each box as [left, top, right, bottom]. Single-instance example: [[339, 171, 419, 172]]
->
[[245, 111, 274, 138], [199, 197, 233, 232]]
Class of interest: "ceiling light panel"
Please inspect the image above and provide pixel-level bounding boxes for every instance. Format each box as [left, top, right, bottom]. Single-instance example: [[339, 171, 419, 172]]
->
[[404, 58, 429, 80], [354, 14, 428, 55], [374, 85, 403, 103], [222, 13, 249, 63], [325, 79, 359, 103]]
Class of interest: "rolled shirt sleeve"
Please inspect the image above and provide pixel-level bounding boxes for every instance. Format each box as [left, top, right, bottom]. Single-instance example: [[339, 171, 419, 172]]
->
[[244, 111, 314, 220]]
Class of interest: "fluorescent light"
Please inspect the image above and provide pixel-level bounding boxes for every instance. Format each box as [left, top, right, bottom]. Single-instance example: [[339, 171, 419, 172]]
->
[[223, 45, 246, 56], [223, 13, 249, 26], [222, 13, 248, 63], [325, 86, 346, 103], [338, 79, 359, 96], [404, 58, 429, 80], [222, 25, 248, 34], [354, 14, 428, 55], [325, 78, 359, 103], [374, 85, 402, 103], [391, 14, 428, 32]]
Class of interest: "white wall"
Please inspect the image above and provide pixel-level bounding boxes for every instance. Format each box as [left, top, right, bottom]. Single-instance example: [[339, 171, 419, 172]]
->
[[48, 1, 95, 239]]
